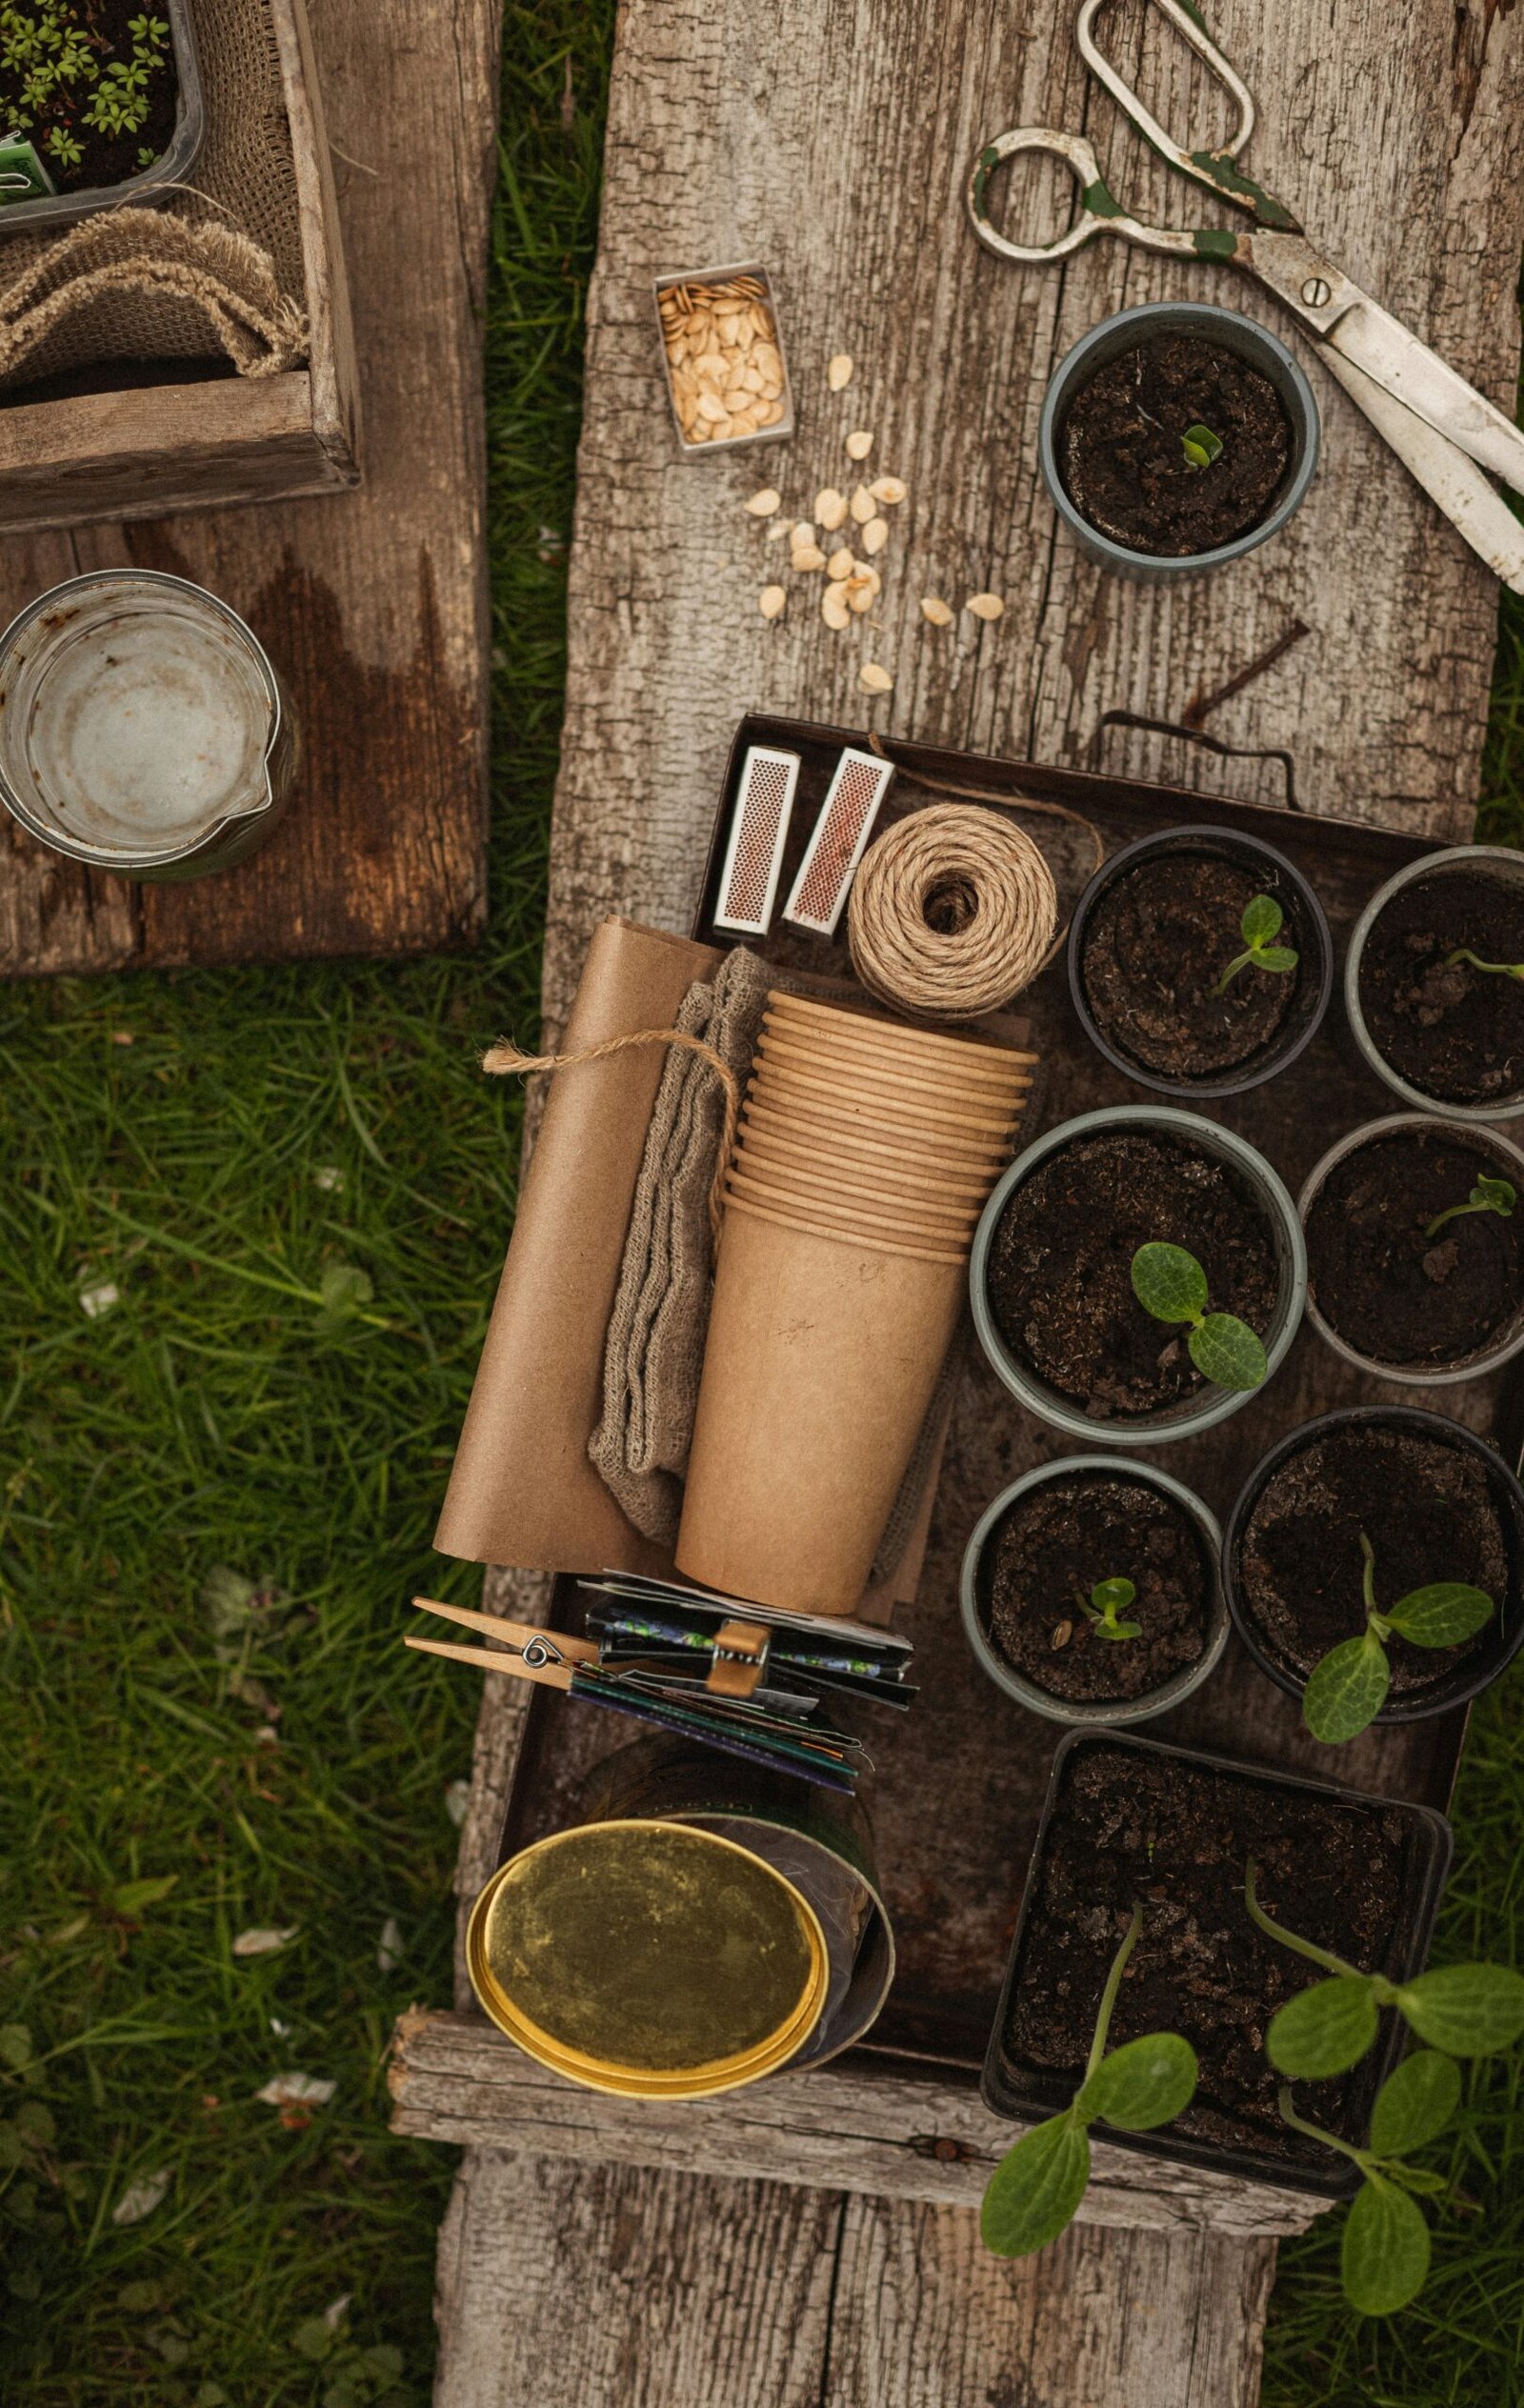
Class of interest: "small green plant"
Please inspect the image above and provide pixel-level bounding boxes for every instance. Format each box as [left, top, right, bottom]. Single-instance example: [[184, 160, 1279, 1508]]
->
[[1210, 892, 1298, 995], [1130, 1241, 1268, 1391], [1076, 1575, 1140, 1642], [1181, 422, 1223, 470], [1298, 1530, 1494, 1744], [1278, 2054, 1459, 2316], [43, 121, 79, 164], [1244, 1860, 1524, 2077], [0, 2, 170, 159], [981, 1905, 1196, 2258], [1445, 946, 1524, 981], [1424, 1173, 1516, 1239]]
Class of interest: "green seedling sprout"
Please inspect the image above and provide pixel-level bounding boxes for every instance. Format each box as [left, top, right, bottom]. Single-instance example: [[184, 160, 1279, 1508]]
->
[[1076, 1576, 1141, 1642], [1210, 893, 1298, 996], [1424, 1174, 1516, 1240], [1180, 422, 1223, 471], [981, 1904, 1196, 2259], [1278, 2054, 1460, 2317], [1298, 1531, 1494, 1744], [1244, 1859, 1524, 2078], [1130, 1242, 1268, 1391], [1445, 947, 1524, 981]]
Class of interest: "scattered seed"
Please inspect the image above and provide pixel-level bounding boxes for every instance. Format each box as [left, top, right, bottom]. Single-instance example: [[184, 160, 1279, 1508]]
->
[[766, 518, 791, 542], [746, 488, 781, 516], [870, 475, 908, 506], [862, 516, 889, 555], [845, 429, 874, 461], [859, 661, 893, 692], [850, 483, 876, 525], [815, 487, 849, 532], [966, 592, 1006, 621], [827, 353, 854, 391], [792, 520, 815, 546], [759, 585, 787, 618], [822, 584, 852, 631], [847, 577, 876, 615], [920, 595, 953, 626], [792, 543, 828, 573], [827, 546, 856, 580], [1051, 1620, 1073, 1651]]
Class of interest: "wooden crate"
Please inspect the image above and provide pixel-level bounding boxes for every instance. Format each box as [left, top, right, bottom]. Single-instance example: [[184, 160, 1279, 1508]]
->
[[0, 0, 357, 535]]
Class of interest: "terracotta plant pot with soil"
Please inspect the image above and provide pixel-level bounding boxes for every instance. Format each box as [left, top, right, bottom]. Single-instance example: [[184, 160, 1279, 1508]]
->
[[1068, 825, 1334, 1097], [1224, 1406, 1524, 1733], [970, 1105, 1306, 1446], [982, 1731, 1452, 2195], [1037, 302, 1320, 580], [1345, 846, 1524, 1121], [960, 1455, 1227, 1728], [1300, 1114, 1524, 1384]]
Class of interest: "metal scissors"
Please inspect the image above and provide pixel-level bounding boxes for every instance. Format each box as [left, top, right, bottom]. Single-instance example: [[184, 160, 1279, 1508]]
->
[[969, 0, 1524, 590]]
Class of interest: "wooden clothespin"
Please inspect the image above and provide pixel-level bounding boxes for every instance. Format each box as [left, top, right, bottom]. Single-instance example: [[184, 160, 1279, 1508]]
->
[[405, 1595, 598, 1690], [705, 1618, 772, 1700]]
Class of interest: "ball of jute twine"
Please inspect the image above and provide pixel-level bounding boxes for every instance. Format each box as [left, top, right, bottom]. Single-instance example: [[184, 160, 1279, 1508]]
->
[[848, 804, 1060, 1021]]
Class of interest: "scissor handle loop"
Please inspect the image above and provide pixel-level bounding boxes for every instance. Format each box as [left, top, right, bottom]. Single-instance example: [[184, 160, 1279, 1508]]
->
[[967, 127, 1113, 264], [1077, 0, 1254, 167]]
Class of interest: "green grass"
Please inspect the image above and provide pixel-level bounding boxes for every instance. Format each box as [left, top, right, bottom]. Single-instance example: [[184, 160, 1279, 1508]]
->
[[2, 4, 1522, 2400]]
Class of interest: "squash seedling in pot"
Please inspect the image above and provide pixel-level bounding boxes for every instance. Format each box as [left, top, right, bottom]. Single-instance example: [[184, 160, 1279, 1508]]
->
[[1075, 1576, 1140, 1643], [1299, 1531, 1494, 1744], [1130, 1242, 1269, 1391], [1179, 422, 1223, 472], [981, 1905, 1197, 2258], [1423, 1174, 1516, 1240], [1211, 892, 1298, 997]]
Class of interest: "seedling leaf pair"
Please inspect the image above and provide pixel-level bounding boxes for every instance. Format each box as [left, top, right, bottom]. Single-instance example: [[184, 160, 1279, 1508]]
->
[[1424, 1174, 1516, 1240], [1077, 1575, 1141, 1642], [1211, 892, 1299, 995], [1130, 1242, 1268, 1390], [1180, 422, 1223, 471], [1300, 1531, 1493, 1744]]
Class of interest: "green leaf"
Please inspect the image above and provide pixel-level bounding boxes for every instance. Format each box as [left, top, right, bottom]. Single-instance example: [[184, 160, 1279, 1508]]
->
[[1368, 2051, 1461, 2157], [1241, 893, 1283, 945], [12, 2100, 53, 2149], [980, 2112, 1092, 2258], [107, 1875, 178, 1916], [1077, 2032, 1197, 2131], [1395, 1962, 1524, 2057], [315, 1262, 374, 1333], [1340, 2174, 1432, 2317], [1266, 1976, 1380, 2078], [1181, 422, 1223, 468], [1095, 1618, 1143, 1641], [1303, 1632, 1391, 1743], [0, 2125, 24, 2172], [1256, 945, 1298, 973], [1131, 1241, 1209, 1324], [1092, 1577, 1135, 1614], [1188, 1313, 1267, 1391], [364, 2347, 406, 2380], [292, 2316, 336, 2361], [1384, 1582, 1494, 1649], [0, 2024, 33, 2070], [1474, 1174, 1515, 1215]]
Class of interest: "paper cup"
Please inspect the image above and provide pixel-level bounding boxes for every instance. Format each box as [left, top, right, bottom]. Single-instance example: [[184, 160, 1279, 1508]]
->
[[726, 1165, 980, 1245], [759, 1013, 1033, 1101], [735, 1124, 993, 1211], [755, 1034, 1033, 1114], [743, 1090, 1014, 1175], [720, 1190, 970, 1265], [678, 1205, 970, 1613], [752, 1052, 1022, 1138], [766, 993, 1038, 1076]]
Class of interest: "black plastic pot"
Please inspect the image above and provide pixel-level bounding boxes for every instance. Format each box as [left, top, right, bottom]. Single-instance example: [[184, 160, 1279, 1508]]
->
[[1067, 824, 1334, 1099], [982, 1729, 1453, 2197], [1223, 1406, 1524, 1725]]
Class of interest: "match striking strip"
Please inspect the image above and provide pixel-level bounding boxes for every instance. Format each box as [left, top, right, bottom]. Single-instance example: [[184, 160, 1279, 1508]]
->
[[781, 749, 896, 936], [712, 744, 802, 936]]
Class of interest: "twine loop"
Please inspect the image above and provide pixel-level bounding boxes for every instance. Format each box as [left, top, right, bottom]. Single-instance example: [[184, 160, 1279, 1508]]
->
[[848, 805, 1060, 1021]]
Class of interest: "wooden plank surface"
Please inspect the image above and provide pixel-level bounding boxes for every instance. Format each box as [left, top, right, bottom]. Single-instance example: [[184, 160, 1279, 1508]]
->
[[428, 1, 1524, 2400], [0, 0, 499, 977]]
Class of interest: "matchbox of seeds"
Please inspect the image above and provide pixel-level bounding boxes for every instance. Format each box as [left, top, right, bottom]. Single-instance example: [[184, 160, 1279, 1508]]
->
[[654, 261, 793, 452]]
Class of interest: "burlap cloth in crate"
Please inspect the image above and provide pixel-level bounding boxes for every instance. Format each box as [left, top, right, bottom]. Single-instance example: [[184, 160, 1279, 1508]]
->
[[0, 0, 308, 391]]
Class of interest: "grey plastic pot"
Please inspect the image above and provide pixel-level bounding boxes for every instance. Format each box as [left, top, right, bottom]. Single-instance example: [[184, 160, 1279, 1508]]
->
[[970, 1105, 1307, 1447], [960, 1454, 1228, 1727], [1298, 1112, 1524, 1386], [1344, 846, 1524, 1121], [1037, 302, 1320, 581], [1067, 824, 1334, 1098]]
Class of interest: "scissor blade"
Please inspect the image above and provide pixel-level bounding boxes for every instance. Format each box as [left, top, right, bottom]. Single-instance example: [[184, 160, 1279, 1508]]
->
[[1318, 345, 1524, 594], [1326, 298, 1524, 499]]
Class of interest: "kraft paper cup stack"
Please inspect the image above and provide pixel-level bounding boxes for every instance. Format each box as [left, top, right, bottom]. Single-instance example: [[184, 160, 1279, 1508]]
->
[[674, 993, 1035, 1615]]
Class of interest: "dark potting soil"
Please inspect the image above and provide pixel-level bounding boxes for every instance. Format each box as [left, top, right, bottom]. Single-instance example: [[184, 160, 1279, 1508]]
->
[[1058, 335, 1293, 558], [986, 1131, 1280, 1418], [1003, 1744, 1428, 2168], [0, 4, 179, 198], [1306, 1128, 1524, 1369], [1239, 1424, 1506, 1697], [1358, 869, 1524, 1106], [984, 1473, 1210, 1704], [1082, 851, 1299, 1079]]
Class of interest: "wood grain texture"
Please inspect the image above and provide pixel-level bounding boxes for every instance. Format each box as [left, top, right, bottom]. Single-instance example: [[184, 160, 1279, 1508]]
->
[[542, 0, 1524, 1033], [0, 0, 499, 977], [391, 2007, 1325, 2237]]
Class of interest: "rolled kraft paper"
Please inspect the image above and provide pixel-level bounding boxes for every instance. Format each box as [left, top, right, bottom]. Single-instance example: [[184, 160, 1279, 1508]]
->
[[733, 1133, 990, 1216], [765, 993, 1039, 1075], [740, 1096, 1010, 1187], [751, 1060, 1020, 1141], [759, 1009, 1033, 1096], [675, 1207, 968, 1615], [755, 1030, 1032, 1108], [725, 1166, 979, 1245]]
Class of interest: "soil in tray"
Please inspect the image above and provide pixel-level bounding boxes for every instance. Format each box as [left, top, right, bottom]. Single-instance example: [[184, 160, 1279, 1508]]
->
[[986, 1130, 1280, 1417], [1081, 851, 1300, 1079], [1057, 335, 1293, 558], [1358, 870, 1524, 1106], [0, 5, 179, 197], [1306, 1127, 1524, 1368], [983, 1471, 1210, 1704], [1239, 1422, 1506, 1698], [1003, 1743, 1429, 2170]]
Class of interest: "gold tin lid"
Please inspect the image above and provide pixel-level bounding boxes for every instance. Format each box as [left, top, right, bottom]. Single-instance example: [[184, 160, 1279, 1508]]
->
[[466, 1818, 829, 2098]]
